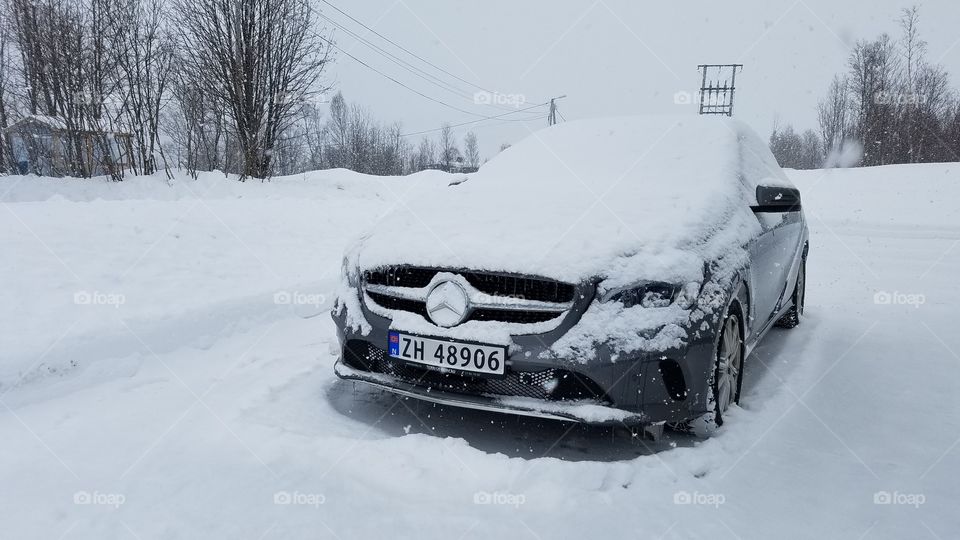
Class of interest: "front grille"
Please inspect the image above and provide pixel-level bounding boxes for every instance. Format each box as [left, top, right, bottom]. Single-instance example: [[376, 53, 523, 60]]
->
[[366, 291, 429, 319], [362, 266, 576, 325], [364, 266, 436, 289], [469, 308, 559, 324], [376, 356, 556, 400], [364, 266, 576, 303], [364, 294, 563, 325], [464, 271, 576, 303], [345, 341, 610, 403]]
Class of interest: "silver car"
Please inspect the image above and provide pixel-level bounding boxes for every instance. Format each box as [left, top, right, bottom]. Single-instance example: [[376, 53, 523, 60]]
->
[[332, 116, 808, 432]]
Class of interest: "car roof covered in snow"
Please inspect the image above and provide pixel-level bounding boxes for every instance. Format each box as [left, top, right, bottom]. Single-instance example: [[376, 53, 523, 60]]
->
[[355, 115, 792, 284]]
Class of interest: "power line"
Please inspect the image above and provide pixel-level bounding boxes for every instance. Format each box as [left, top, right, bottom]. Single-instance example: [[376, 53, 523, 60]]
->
[[308, 5, 564, 139], [320, 13, 544, 117], [400, 102, 550, 137], [318, 0, 536, 102], [315, 33, 496, 118], [451, 115, 550, 134], [318, 13, 478, 106], [412, 115, 550, 138], [314, 31, 549, 128], [321, 13, 542, 115]]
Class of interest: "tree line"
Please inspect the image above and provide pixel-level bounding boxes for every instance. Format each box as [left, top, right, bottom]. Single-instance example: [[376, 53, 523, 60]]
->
[[0, 0, 481, 180], [293, 90, 481, 176], [771, 6, 960, 169]]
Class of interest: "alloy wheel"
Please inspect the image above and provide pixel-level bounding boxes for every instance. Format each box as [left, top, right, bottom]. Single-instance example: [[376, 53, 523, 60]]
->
[[716, 314, 742, 414], [797, 263, 806, 316]]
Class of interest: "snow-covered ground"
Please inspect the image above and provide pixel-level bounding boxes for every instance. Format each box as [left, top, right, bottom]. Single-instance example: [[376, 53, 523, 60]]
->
[[1, 163, 958, 538]]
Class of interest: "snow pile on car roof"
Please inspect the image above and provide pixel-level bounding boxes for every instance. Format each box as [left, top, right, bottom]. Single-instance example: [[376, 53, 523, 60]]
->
[[356, 115, 786, 284]]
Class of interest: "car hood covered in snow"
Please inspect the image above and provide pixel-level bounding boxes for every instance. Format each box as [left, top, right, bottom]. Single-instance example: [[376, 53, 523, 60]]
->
[[354, 115, 788, 287]]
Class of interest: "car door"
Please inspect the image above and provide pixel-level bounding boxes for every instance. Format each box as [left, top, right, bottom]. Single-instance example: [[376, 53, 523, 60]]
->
[[737, 130, 801, 337], [747, 212, 785, 334], [767, 207, 803, 313]]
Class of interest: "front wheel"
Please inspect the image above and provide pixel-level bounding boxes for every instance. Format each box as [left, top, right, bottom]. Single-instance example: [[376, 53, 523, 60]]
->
[[711, 309, 744, 426], [669, 303, 745, 435]]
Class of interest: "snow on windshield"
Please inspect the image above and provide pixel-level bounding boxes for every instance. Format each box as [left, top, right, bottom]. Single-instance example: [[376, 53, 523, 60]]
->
[[356, 115, 773, 287]]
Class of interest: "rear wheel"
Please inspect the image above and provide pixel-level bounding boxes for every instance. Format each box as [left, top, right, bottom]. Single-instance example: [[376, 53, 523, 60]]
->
[[775, 260, 805, 329]]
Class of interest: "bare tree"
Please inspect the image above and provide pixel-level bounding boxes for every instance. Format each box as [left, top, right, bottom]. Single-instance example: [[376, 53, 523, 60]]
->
[[381, 122, 405, 175], [769, 124, 824, 170], [817, 75, 849, 154], [0, 22, 16, 172], [174, 0, 331, 180], [324, 90, 349, 169], [898, 5, 924, 162], [909, 64, 951, 162], [347, 103, 371, 172], [7, 0, 123, 178], [438, 123, 459, 170], [300, 102, 326, 171], [799, 129, 824, 169], [463, 131, 479, 168], [847, 34, 899, 165], [945, 101, 960, 161], [811, 4, 960, 167], [107, 0, 173, 175], [412, 136, 435, 172], [164, 71, 217, 176]]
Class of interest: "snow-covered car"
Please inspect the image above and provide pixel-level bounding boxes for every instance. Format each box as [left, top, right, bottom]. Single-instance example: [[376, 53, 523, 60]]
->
[[332, 115, 808, 429]]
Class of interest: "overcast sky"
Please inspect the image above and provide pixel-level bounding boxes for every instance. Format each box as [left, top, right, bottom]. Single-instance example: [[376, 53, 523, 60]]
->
[[319, 0, 960, 159]]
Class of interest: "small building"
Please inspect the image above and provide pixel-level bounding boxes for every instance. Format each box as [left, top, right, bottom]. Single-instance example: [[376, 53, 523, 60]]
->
[[426, 157, 478, 174], [3, 115, 134, 177]]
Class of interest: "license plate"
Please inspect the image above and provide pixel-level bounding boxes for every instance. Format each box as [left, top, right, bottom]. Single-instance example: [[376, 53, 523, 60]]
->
[[388, 331, 507, 376]]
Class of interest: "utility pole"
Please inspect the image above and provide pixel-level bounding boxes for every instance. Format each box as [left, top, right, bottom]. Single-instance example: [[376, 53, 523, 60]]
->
[[697, 64, 743, 116], [547, 95, 567, 126]]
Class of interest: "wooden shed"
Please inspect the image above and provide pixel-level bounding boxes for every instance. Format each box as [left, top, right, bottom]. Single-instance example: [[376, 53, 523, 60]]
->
[[3, 115, 134, 177]]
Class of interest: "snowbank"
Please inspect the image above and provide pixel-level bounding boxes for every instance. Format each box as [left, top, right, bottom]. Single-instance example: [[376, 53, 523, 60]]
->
[[1, 161, 958, 538], [0, 168, 444, 391]]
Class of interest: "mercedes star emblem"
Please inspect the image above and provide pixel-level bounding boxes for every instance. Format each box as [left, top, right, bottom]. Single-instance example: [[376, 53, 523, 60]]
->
[[425, 280, 470, 327]]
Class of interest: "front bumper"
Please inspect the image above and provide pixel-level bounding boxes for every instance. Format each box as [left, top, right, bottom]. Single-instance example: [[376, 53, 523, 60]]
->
[[331, 293, 722, 425], [334, 361, 646, 425]]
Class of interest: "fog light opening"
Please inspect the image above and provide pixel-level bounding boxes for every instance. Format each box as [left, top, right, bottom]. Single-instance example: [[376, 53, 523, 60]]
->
[[658, 359, 688, 401], [551, 371, 612, 404]]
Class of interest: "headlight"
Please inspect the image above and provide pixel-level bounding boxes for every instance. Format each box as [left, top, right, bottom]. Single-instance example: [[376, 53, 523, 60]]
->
[[342, 256, 360, 287], [601, 281, 700, 309], [676, 282, 701, 309]]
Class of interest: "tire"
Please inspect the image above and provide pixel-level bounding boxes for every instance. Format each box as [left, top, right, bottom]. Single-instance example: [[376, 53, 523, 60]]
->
[[668, 301, 745, 435], [775, 259, 806, 329], [709, 308, 744, 427]]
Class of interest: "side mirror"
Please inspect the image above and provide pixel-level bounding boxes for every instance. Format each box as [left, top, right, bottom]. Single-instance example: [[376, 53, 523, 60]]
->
[[752, 185, 801, 213]]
